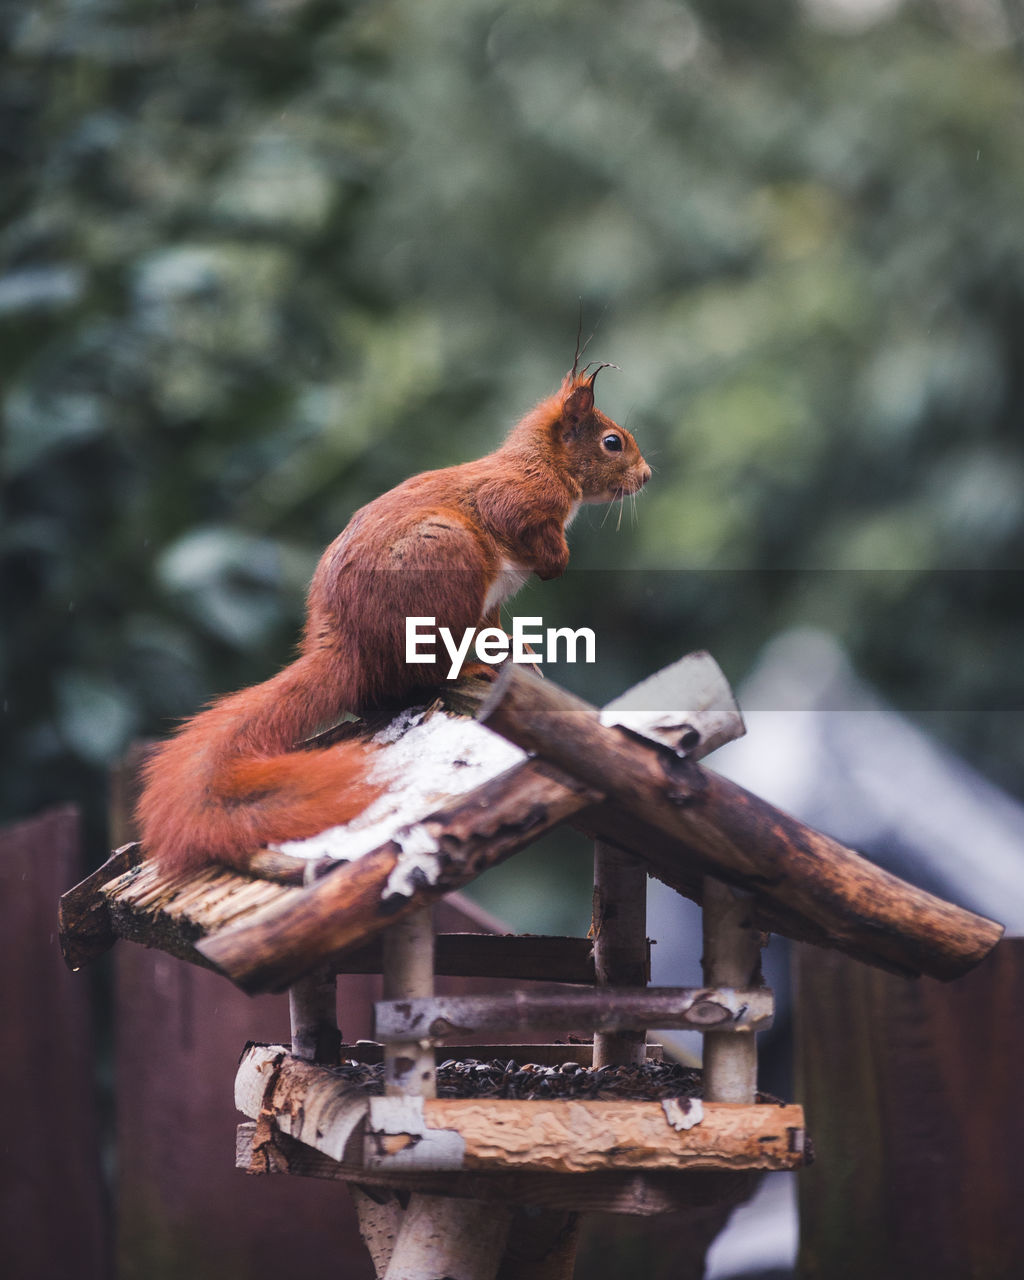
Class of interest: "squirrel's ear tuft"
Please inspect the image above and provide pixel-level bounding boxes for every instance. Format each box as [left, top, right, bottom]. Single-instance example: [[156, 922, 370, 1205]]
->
[[561, 381, 594, 437], [585, 361, 618, 388]]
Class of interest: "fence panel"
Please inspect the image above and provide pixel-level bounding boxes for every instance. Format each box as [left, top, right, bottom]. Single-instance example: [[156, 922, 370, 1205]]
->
[[0, 807, 110, 1280]]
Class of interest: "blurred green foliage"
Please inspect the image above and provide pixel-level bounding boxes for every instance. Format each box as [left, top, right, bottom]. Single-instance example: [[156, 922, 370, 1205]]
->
[[3, 0, 1024, 870]]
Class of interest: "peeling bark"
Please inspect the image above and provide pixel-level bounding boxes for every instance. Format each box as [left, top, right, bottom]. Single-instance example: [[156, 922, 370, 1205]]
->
[[373, 987, 772, 1043]]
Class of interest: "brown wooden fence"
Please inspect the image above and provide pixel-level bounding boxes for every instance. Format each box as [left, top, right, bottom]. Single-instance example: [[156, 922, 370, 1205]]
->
[[0, 807, 110, 1280], [794, 936, 1024, 1279]]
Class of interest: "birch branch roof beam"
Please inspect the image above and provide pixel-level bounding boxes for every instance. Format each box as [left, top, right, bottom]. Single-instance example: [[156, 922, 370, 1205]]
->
[[478, 664, 1003, 982]]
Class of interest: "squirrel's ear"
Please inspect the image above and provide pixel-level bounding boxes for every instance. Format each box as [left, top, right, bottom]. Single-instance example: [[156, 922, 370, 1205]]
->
[[561, 382, 594, 437]]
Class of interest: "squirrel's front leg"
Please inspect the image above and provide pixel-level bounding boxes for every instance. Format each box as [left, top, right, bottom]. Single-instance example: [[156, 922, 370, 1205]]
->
[[521, 519, 570, 581]]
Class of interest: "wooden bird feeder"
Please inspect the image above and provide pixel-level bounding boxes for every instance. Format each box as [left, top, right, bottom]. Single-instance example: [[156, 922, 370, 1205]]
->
[[59, 651, 1003, 1279]]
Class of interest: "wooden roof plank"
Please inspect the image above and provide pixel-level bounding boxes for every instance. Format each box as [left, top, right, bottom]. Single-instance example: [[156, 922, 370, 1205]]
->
[[479, 664, 1003, 982], [197, 755, 598, 992]]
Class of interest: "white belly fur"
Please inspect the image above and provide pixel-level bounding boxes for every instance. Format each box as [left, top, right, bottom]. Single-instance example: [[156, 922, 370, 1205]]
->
[[483, 558, 532, 614]]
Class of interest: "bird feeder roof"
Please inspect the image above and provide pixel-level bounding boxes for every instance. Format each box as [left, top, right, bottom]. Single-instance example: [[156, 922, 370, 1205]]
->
[[59, 653, 1003, 993]]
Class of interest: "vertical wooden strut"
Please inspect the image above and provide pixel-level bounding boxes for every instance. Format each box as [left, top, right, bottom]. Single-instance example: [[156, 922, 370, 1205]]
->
[[382, 907, 437, 1098], [368, 911, 512, 1280], [367, 906, 512, 1280], [382, 1195, 511, 1280], [701, 878, 763, 1103], [288, 965, 340, 1064], [592, 840, 649, 1068]]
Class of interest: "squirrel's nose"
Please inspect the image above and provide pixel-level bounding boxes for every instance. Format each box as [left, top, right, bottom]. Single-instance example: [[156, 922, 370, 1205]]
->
[[639, 462, 652, 487]]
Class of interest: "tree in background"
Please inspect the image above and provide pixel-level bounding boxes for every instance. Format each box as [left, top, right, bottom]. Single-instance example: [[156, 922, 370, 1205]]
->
[[3, 0, 1023, 884]]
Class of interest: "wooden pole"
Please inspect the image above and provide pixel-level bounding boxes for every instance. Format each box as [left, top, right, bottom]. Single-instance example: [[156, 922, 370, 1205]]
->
[[288, 965, 341, 1064], [382, 907, 436, 1098], [701, 878, 762, 1104], [374, 907, 518, 1279], [382, 1194, 511, 1280], [352, 1187, 403, 1278], [593, 841, 649, 1068], [374, 986, 772, 1042], [352, 1186, 516, 1280]]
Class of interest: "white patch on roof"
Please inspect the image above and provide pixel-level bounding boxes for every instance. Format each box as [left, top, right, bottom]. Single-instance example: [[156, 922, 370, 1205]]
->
[[384, 823, 444, 900], [270, 709, 526, 868]]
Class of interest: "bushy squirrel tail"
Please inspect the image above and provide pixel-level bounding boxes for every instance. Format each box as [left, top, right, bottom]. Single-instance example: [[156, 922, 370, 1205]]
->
[[137, 733, 380, 874], [136, 654, 381, 874]]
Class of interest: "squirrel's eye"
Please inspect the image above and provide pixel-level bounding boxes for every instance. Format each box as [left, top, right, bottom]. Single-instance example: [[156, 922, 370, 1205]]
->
[[602, 434, 623, 453]]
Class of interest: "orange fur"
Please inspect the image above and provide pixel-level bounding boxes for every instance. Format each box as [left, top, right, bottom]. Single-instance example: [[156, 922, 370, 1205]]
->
[[136, 656, 383, 873], [136, 369, 649, 874]]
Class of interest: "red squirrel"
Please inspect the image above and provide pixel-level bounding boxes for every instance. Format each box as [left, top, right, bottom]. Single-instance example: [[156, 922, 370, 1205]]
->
[[137, 366, 650, 874]]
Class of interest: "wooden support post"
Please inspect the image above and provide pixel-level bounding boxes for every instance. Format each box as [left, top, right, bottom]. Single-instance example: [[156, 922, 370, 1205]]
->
[[701, 878, 762, 1103], [382, 907, 437, 1098], [288, 965, 341, 1064], [593, 841, 649, 1068], [372, 898, 567, 1278], [352, 1187, 403, 1278], [352, 1185, 517, 1280], [376, 909, 518, 1275], [382, 1194, 511, 1280]]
